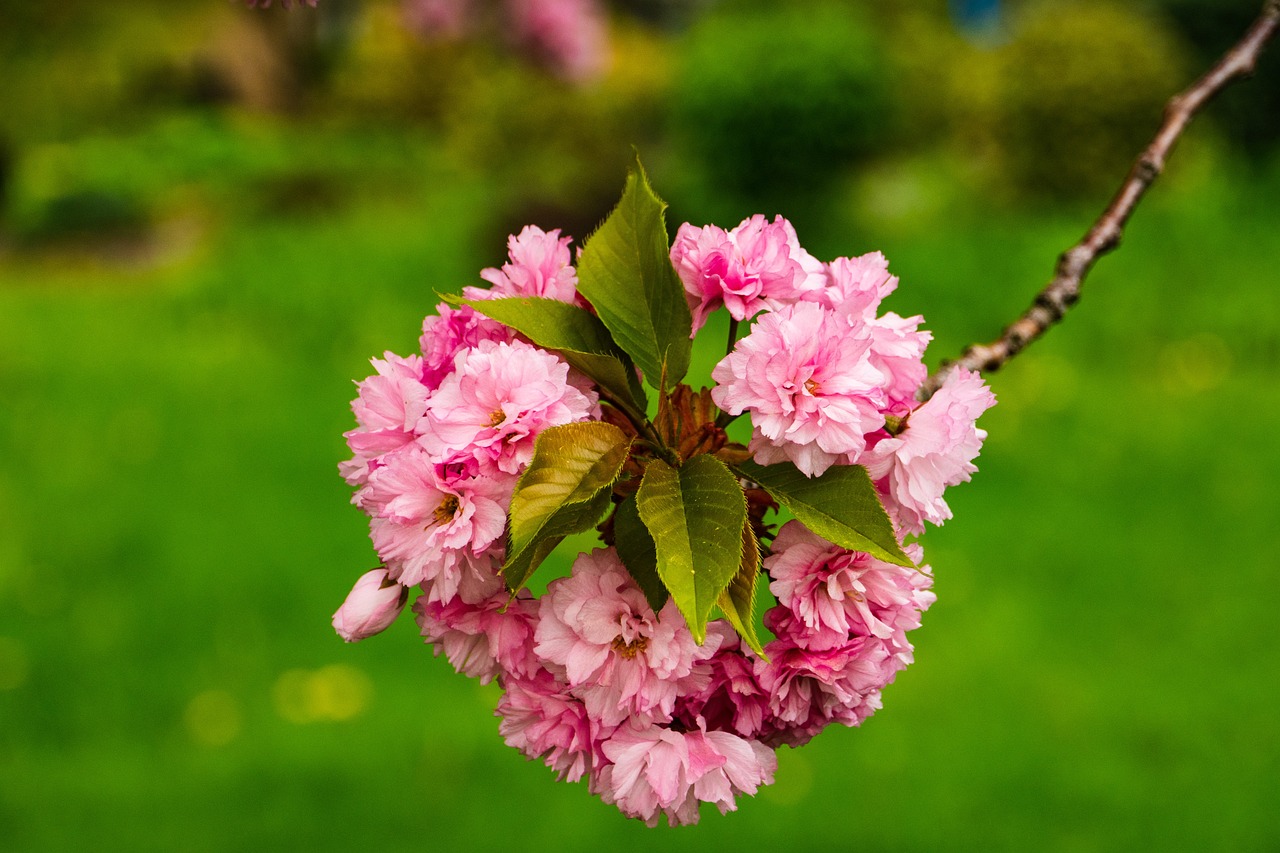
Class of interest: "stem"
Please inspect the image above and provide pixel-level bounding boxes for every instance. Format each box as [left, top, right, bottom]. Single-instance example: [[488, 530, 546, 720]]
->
[[725, 316, 740, 357], [919, 0, 1280, 401]]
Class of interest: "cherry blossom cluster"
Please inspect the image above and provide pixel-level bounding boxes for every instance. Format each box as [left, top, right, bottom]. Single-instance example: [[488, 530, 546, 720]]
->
[[334, 216, 993, 825], [675, 215, 997, 530]]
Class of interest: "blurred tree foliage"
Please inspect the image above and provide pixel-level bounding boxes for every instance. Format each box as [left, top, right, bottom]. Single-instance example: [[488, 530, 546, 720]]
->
[[668, 0, 893, 209]]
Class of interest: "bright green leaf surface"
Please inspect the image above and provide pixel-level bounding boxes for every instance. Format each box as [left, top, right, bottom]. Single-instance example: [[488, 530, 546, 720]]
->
[[635, 455, 745, 643], [612, 493, 667, 614], [575, 157, 692, 390], [503, 422, 631, 592], [460, 296, 647, 413], [737, 460, 913, 567], [717, 520, 766, 657]]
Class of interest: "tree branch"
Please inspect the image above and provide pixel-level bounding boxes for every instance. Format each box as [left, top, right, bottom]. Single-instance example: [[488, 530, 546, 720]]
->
[[919, 0, 1280, 400]]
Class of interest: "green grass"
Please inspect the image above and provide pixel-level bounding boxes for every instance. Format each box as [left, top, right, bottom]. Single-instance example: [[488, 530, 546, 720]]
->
[[1, 115, 1279, 852]]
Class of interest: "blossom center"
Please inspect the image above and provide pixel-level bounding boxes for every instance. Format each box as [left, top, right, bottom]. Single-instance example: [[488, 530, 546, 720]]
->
[[610, 635, 648, 659], [804, 378, 821, 396], [432, 495, 460, 527], [488, 409, 507, 427]]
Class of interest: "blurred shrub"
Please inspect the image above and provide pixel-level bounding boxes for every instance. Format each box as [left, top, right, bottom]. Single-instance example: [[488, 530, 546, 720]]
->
[[989, 1, 1188, 202], [443, 21, 674, 238], [1159, 0, 1280, 161], [668, 1, 894, 204]]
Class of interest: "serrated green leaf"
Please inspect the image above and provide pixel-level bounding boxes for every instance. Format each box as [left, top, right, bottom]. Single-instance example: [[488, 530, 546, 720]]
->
[[503, 422, 631, 592], [460, 296, 647, 414], [717, 520, 766, 658], [635, 455, 745, 643], [612, 493, 667, 614], [575, 156, 692, 391], [737, 460, 913, 567]]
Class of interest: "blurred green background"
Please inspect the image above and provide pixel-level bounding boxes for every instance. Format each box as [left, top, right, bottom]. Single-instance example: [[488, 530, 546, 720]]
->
[[2, 0, 1278, 849]]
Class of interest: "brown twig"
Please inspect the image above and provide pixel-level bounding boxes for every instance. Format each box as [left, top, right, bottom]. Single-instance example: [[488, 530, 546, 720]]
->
[[919, 0, 1280, 400]]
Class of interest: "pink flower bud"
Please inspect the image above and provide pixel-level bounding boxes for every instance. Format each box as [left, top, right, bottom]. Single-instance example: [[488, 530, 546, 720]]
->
[[333, 568, 409, 642]]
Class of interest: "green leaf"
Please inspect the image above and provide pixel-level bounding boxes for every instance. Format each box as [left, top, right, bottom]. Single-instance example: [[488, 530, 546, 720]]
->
[[612, 493, 667, 614], [458, 296, 647, 414], [575, 156, 692, 391], [717, 520, 767, 658], [503, 422, 632, 592], [635, 455, 745, 643], [736, 460, 914, 567]]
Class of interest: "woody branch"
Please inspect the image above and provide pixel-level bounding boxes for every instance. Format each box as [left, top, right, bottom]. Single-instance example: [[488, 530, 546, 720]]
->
[[919, 0, 1280, 400]]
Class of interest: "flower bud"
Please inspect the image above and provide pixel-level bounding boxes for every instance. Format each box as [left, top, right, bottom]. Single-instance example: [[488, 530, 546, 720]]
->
[[332, 568, 408, 642]]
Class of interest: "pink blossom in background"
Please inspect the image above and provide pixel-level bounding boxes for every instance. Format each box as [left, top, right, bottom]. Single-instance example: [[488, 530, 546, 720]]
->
[[243, 0, 317, 8], [864, 366, 996, 535], [766, 521, 935, 650], [418, 338, 599, 474], [670, 215, 821, 333], [401, 0, 471, 39], [594, 721, 777, 826], [466, 225, 581, 304], [358, 446, 510, 590], [535, 548, 705, 726], [712, 300, 887, 476], [497, 668, 606, 782], [506, 0, 607, 82], [332, 568, 409, 642]]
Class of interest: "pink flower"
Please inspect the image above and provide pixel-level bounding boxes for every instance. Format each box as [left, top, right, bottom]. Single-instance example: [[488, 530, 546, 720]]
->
[[497, 668, 608, 782], [670, 215, 820, 333], [673, 623, 770, 739], [712, 301, 887, 476], [865, 313, 932, 412], [755, 612, 892, 747], [506, 0, 607, 82], [465, 226, 580, 304], [863, 367, 996, 535], [418, 339, 598, 475], [339, 352, 429, 486], [358, 447, 510, 591], [418, 302, 513, 391], [593, 721, 777, 826], [766, 521, 935, 650], [534, 548, 705, 726], [332, 568, 409, 642], [415, 588, 541, 684], [808, 252, 900, 319]]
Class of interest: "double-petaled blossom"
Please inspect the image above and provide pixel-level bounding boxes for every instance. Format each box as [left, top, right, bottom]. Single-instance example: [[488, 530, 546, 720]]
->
[[358, 446, 511, 592], [332, 568, 409, 642], [671, 215, 823, 333], [419, 302, 514, 391], [415, 587, 541, 684], [712, 300, 887, 476], [766, 521, 934, 650], [535, 548, 706, 727], [863, 367, 996, 535], [339, 353, 429, 486], [418, 338, 599, 475], [497, 668, 606, 783], [466, 225, 581, 304], [673, 623, 770, 739], [593, 721, 777, 826]]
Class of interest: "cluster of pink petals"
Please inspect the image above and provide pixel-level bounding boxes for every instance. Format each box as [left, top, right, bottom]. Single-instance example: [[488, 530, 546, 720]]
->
[[670, 215, 825, 333], [712, 301, 888, 477], [702, 215, 991, 515], [864, 367, 997, 535], [334, 218, 986, 825]]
